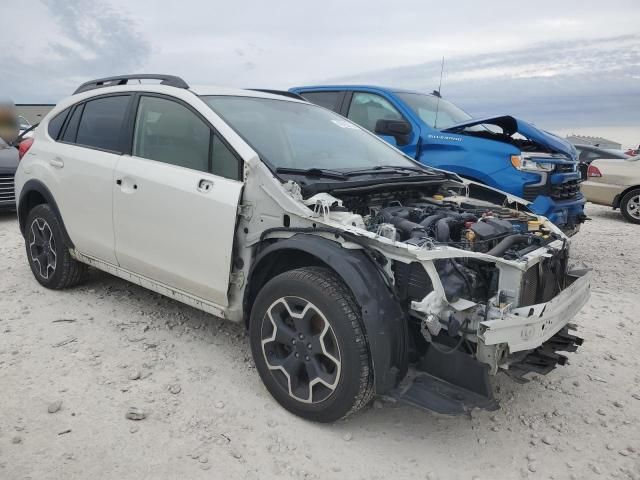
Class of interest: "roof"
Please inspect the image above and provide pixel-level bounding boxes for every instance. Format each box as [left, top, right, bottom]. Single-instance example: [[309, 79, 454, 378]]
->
[[290, 84, 434, 96], [71, 74, 304, 103], [190, 85, 304, 101]]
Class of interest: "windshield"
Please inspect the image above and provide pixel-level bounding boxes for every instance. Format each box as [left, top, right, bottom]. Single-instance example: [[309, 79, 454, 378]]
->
[[202, 96, 418, 170], [396, 92, 472, 129]]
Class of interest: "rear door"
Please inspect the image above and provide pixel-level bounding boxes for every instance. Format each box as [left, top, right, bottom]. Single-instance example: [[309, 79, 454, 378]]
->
[[49, 94, 132, 264], [112, 94, 243, 306]]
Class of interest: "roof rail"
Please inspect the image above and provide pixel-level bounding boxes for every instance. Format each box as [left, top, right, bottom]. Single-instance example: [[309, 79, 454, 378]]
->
[[73, 74, 189, 95], [248, 89, 305, 101]]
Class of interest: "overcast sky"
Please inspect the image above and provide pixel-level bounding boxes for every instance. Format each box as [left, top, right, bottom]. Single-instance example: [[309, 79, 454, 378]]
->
[[1, 0, 639, 146]]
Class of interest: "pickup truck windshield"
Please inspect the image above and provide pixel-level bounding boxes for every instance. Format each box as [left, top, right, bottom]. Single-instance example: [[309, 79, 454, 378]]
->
[[203, 96, 418, 171], [396, 92, 472, 129]]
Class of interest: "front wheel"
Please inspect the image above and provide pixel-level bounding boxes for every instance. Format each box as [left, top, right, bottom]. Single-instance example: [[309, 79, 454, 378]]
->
[[249, 267, 373, 422], [620, 189, 640, 224]]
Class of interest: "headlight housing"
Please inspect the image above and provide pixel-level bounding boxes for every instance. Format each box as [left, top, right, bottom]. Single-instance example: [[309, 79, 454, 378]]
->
[[510, 155, 554, 172]]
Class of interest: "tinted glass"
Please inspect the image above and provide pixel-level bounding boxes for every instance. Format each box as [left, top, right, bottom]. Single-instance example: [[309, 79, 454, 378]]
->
[[204, 96, 417, 170], [300, 91, 341, 111], [396, 92, 472, 129], [76, 96, 130, 151], [61, 105, 83, 143], [47, 108, 70, 140], [133, 96, 210, 172], [212, 134, 241, 180], [347, 92, 403, 132]]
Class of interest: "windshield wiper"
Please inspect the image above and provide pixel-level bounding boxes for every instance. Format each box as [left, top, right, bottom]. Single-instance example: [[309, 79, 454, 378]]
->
[[343, 165, 437, 176], [275, 167, 348, 180]]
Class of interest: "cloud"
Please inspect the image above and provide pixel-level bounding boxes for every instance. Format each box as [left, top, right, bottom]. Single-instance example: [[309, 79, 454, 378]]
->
[[0, 0, 150, 102], [0, 0, 637, 147], [327, 34, 640, 144]]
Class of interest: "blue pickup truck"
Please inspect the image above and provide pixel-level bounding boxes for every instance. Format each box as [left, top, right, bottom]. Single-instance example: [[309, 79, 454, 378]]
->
[[289, 85, 586, 233]]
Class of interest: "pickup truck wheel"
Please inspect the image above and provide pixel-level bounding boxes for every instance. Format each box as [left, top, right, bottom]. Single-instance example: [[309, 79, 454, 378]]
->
[[25, 204, 87, 289], [249, 267, 373, 422], [620, 189, 640, 224]]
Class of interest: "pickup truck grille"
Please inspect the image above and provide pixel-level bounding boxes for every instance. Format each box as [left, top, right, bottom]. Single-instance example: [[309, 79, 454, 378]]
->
[[522, 185, 545, 201], [0, 174, 16, 206], [523, 179, 581, 202], [554, 163, 576, 173], [550, 180, 581, 200]]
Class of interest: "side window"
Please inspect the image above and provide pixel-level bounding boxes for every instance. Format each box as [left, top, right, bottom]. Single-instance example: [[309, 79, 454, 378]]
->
[[133, 96, 210, 173], [212, 134, 241, 180], [300, 91, 342, 111], [581, 151, 600, 163], [47, 107, 70, 140], [75, 96, 130, 151], [61, 105, 84, 143], [347, 92, 403, 132]]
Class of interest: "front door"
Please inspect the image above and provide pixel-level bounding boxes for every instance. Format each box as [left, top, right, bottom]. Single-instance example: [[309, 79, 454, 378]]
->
[[113, 95, 243, 306]]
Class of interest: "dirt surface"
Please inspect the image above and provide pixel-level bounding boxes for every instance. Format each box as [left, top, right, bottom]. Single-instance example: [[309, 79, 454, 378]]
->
[[1, 203, 639, 480]]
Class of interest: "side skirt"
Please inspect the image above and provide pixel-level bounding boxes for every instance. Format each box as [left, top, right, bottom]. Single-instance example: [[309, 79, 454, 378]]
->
[[71, 250, 227, 319]]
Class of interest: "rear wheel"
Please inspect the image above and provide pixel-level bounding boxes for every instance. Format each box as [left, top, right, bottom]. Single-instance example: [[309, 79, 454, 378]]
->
[[249, 267, 373, 422], [25, 204, 87, 289], [620, 189, 640, 224]]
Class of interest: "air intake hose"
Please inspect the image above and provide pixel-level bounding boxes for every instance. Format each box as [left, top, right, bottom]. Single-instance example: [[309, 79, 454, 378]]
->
[[486, 234, 543, 257]]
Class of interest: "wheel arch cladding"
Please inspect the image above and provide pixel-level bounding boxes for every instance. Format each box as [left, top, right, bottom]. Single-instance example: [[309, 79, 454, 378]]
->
[[18, 180, 74, 248], [245, 234, 408, 394]]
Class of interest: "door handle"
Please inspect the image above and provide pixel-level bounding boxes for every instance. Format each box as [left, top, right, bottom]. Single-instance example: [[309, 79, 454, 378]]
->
[[49, 157, 64, 168], [197, 179, 213, 193], [116, 178, 138, 192]]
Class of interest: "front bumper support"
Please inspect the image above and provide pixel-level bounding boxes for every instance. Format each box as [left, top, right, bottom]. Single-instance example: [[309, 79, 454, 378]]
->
[[391, 346, 498, 415], [505, 325, 584, 383], [478, 269, 590, 353]]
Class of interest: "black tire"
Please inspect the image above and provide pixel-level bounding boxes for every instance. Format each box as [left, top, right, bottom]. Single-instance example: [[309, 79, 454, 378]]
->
[[249, 267, 374, 422], [620, 189, 640, 224], [24, 204, 87, 289]]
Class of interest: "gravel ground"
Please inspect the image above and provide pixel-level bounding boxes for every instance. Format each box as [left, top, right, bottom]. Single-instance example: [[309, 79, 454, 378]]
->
[[1, 203, 639, 480]]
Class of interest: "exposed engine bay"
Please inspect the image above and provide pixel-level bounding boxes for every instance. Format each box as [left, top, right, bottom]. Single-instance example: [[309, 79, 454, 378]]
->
[[305, 184, 566, 306], [288, 177, 589, 415]]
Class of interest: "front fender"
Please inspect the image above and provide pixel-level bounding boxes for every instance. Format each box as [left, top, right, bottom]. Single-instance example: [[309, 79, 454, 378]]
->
[[246, 234, 408, 394]]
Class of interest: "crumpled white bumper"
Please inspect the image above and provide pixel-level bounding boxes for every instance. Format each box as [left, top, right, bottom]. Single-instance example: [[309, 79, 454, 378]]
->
[[478, 268, 591, 353]]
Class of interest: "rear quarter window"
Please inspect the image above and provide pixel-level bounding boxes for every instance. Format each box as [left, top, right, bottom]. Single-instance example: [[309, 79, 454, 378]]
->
[[47, 108, 70, 140], [75, 95, 131, 152]]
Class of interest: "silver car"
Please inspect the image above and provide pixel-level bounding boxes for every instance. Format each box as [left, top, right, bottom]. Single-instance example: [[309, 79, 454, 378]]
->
[[0, 99, 19, 210], [0, 136, 18, 211]]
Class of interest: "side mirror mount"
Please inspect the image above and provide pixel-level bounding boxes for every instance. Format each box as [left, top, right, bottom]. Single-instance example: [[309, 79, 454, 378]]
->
[[375, 119, 412, 146]]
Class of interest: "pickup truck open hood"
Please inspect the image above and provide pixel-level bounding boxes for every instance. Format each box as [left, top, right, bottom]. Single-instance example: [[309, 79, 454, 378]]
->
[[442, 115, 576, 159]]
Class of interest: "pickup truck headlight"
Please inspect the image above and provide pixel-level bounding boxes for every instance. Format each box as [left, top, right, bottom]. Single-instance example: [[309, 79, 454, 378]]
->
[[510, 155, 554, 172]]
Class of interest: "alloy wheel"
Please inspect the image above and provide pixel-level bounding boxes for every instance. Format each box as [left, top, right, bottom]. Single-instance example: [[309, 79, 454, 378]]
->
[[28, 218, 57, 279], [626, 194, 640, 219], [261, 296, 341, 404]]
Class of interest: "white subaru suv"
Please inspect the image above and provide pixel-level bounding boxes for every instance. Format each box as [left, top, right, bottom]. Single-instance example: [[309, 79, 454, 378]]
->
[[15, 75, 590, 422]]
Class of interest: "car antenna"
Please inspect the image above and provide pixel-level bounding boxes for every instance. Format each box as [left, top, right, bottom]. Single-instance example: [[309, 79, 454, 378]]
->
[[433, 56, 445, 128]]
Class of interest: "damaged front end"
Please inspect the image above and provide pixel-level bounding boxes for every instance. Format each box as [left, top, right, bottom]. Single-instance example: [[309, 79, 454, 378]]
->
[[297, 178, 591, 415]]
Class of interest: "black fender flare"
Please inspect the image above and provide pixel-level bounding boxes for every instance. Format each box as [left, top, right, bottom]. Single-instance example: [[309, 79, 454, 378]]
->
[[245, 234, 408, 394], [18, 179, 74, 247]]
